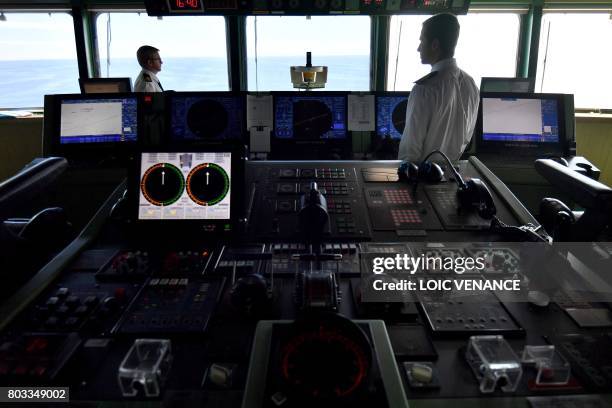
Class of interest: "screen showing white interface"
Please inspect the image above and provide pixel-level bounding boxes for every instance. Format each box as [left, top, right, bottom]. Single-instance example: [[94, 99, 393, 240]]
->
[[59, 98, 138, 144], [482, 97, 559, 143], [138, 152, 231, 220]]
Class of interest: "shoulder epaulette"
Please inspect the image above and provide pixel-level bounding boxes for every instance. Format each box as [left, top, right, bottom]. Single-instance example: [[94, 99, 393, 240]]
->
[[414, 71, 438, 85], [143, 73, 152, 82]]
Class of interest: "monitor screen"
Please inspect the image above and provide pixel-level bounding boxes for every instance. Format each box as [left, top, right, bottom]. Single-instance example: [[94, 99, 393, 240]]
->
[[138, 151, 232, 220], [480, 77, 535, 93], [80, 78, 132, 93], [481, 96, 560, 144], [274, 95, 346, 140], [59, 97, 138, 144], [376, 94, 410, 139], [170, 94, 245, 140]]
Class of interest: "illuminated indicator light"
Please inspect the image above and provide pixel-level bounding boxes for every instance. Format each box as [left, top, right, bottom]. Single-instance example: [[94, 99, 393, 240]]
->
[[175, 0, 200, 8], [186, 163, 229, 206], [141, 162, 185, 206]]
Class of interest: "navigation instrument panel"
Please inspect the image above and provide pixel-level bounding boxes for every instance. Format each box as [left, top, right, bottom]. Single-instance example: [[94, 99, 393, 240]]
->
[[59, 96, 138, 144], [476, 92, 567, 156], [376, 93, 410, 140], [274, 94, 347, 140], [169, 93, 246, 141], [138, 151, 232, 220]]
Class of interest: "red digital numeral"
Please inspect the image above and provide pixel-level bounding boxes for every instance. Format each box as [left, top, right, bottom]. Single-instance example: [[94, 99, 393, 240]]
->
[[176, 0, 199, 8]]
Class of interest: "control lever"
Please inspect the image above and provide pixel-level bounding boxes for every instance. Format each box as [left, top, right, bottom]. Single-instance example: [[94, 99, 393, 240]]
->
[[539, 198, 575, 241], [490, 217, 550, 242], [298, 182, 330, 246]]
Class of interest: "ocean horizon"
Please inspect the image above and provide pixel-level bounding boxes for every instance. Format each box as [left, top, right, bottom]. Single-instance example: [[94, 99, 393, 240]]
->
[[0, 55, 370, 108]]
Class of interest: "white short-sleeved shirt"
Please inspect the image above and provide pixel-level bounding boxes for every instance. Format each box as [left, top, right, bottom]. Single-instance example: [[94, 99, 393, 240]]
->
[[398, 58, 479, 163], [134, 69, 164, 93]]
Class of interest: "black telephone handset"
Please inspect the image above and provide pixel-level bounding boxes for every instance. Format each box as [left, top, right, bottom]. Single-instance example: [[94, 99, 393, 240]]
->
[[457, 178, 496, 219], [400, 150, 497, 220]]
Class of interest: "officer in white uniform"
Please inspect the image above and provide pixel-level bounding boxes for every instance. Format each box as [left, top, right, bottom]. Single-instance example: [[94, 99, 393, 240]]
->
[[398, 13, 479, 163], [134, 45, 164, 93]]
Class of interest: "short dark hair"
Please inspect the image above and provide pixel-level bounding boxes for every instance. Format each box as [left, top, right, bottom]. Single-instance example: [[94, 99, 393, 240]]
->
[[422, 13, 460, 58], [136, 45, 160, 68]]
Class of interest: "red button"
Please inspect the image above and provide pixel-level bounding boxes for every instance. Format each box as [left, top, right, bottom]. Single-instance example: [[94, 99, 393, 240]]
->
[[114, 287, 127, 302]]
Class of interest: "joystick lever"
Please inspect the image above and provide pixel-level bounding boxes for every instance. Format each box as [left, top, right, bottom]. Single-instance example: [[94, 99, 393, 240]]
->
[[298, 182, 330, 247]]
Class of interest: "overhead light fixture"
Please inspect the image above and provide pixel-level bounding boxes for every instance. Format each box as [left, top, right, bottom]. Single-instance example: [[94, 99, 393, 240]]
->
[[0, 12, 7, 22]]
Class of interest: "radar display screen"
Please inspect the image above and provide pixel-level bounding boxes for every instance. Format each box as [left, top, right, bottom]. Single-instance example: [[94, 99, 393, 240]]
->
[[376, 94, 410, 139], [170, 94, 245, 140], [482, 97, 560, 143], [59, 97, 138, 144], [138, 152, 231, 220], [274, 95, 346, 140]]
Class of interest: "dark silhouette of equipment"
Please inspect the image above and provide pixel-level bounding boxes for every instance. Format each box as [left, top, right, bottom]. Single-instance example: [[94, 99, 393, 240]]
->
[[397, 160, 444, 184], [398, 150, 496, 219], [298, 182, 330, 245], [536, 158, 612, 241], [230, 273, 271, 318], [0, 157, 73, 298], [539, 198, 575, 241]]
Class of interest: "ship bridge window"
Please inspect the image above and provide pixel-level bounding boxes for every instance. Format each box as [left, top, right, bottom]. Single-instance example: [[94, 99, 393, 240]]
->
[[0, 12, 79, 108], [246, 16, 371, 91], [536, 12, 612, 109], [95, 13, 228, 91], [387, 13, 520, 91]]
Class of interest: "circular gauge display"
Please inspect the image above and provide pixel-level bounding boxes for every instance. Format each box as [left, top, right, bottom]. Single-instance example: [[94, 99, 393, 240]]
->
[[186, 163, 229, 206], [280, 314, 371, 400], [392, 99, 408, 135], [141, 163, 185, 206], [186, 99, 229, 139]]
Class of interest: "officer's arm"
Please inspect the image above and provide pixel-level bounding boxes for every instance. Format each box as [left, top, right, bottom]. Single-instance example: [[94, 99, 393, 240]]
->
[[398, 85, 430, 162]]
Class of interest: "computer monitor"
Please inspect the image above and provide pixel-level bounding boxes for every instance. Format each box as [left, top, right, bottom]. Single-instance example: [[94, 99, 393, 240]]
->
[[480, 77, 535, 93], [375, 92, 410, 140], [168, 92, 246, 141], [58, 95, 138, 144], [79, 77, 133, 93], [476, 93, 567, 155], [273, 93, 347, 140], [130, 144, 245, 234], [138, 151, 232, 220]]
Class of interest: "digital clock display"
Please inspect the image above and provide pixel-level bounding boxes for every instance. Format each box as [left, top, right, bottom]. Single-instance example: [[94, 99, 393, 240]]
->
[[167, 0, 204, 12]]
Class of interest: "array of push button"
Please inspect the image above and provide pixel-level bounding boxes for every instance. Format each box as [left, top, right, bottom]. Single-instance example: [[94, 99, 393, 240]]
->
[[315, 168, 346, 179], [384, 189, 413, 205], [277, 182, 350, 196], [322, 243, 358, 254], [318, 182, 349, 195], [335, 217, 356, 234], [33, 287, 121, 331], [0, 334, 79, 379], [391, 209, 422, 226], [277, 168, 347, 180], [326, 199, 352, 214]]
